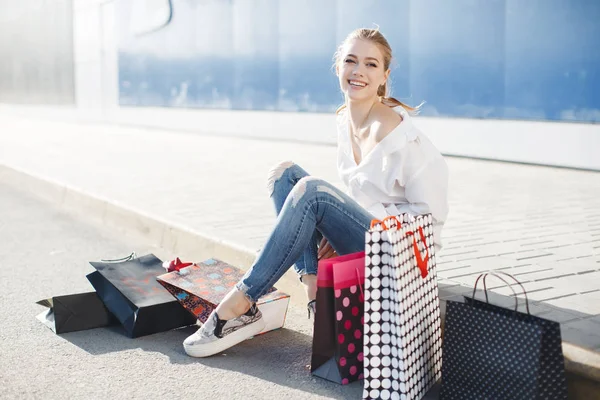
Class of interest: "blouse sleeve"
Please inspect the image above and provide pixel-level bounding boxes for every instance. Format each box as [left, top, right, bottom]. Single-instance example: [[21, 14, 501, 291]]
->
[[404, 154, 450, 225]]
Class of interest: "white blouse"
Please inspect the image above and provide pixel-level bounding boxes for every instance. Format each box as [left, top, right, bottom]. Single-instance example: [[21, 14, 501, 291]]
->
[[337, 106, 449, 251]]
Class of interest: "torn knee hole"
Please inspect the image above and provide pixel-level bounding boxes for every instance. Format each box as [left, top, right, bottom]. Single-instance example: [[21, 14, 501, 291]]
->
[[291, 176, 318, 207], [266, 161, 295, 196], [316, 185, 345, 203]]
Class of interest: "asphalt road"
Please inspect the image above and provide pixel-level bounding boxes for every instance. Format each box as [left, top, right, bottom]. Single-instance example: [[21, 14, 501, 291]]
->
[[0, 181, 440, 400]]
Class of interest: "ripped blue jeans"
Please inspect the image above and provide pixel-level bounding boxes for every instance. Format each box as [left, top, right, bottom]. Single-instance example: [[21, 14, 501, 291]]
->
[[235, 161, 374, 302]]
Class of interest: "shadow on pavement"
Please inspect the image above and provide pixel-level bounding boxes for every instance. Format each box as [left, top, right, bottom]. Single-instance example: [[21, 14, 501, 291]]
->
[[56, 283, 596, 400], [62, 326, 365, 398], [62, 320, 445, 399]]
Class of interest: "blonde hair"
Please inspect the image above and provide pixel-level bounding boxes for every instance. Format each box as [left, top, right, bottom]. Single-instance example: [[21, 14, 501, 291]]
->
[[334, 28, 421, 115]]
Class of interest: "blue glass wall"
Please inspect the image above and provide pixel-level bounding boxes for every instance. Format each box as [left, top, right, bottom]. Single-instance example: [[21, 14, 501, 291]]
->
[[117, 0, 600, 122]]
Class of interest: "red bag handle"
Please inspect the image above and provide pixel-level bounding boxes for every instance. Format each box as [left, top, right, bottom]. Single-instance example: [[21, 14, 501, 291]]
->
[[371, 216, 429, 279], [370, 216, 401, 230], [407, 226, 429, 278]]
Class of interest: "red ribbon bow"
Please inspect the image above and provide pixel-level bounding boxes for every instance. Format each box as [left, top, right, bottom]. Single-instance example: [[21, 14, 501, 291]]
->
[[163, 257, 193, 272]]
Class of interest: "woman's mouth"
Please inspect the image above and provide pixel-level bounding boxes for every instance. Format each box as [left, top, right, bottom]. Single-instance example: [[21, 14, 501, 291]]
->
[[348, 79, 367, 89]]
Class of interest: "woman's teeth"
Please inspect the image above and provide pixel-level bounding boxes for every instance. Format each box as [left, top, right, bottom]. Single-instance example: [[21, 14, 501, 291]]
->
[[349, 80, 367, 87]]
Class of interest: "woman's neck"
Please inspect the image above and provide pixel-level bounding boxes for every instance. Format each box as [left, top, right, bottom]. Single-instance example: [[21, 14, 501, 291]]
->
[[347, 98, 378, 132]]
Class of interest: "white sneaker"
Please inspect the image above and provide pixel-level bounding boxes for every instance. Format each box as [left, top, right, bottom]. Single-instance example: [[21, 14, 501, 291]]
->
[[183, 304, 265, 358]]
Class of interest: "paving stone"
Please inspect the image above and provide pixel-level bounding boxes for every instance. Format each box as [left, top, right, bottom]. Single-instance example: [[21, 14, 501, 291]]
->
[[439, 264, 501, 280], [560, 327, 600, 349], [536, 259, 600, 274], [514, 269, 577, 283], [541, 308, 586, 324], [546, 295, 600, 316], [563, 318, 600, 336], [511, 250, 557, 262], [537, 275, 600, 293], [503, 264, 558, 279], [526, 287, 580, 302]]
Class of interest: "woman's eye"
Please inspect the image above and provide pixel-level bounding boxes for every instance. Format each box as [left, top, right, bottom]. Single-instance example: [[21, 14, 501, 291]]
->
[[344, 59, 355, 64], [367, 63, 377, 68]]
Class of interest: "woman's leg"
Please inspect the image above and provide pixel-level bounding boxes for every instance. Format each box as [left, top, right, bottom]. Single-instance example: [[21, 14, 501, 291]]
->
[[217, 177, 373, 319], [225, 176, 373, 311], [266, 161, 322, 303], [184, 175, 374, 357]]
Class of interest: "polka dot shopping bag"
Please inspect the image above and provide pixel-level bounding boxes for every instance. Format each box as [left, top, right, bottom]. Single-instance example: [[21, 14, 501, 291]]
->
[[363, 214, 442, 400], [311, 251, 366, 385], [440, 272, 567, 399]]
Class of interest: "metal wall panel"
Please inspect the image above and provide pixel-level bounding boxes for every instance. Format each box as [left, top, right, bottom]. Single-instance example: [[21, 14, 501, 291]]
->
[[116, 0, 600, 122]]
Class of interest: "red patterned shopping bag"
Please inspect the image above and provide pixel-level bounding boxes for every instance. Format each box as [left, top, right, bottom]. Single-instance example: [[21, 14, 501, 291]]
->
[[157, 258, 243, 322], [311, 251, 365, 385], [157, 258, 289, 334]]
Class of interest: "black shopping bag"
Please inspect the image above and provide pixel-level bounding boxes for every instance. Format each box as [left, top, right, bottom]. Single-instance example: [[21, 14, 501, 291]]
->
[[36, 292, 117, 334], [440, 272, 567, 400], [86, 253, 196, 338]]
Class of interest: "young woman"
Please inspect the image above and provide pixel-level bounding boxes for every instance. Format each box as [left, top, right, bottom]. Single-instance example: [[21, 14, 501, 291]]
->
[[182, 28, 449, 358]]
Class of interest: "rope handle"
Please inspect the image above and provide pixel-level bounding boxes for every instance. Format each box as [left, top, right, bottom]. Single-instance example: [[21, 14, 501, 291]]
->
[[473, 271, 531, 314], [100, 251, 137, 263]]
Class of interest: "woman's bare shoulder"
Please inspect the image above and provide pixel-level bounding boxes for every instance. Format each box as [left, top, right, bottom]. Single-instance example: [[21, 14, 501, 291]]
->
[[372, 104, 403, 142]]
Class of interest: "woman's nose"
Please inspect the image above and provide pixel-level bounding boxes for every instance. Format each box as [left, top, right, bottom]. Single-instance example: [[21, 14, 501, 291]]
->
[[352, 65, 364, 76]]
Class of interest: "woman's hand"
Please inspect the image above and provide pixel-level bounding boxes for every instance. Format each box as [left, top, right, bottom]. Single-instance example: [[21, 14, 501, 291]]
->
[[318, 237, 337, 260]]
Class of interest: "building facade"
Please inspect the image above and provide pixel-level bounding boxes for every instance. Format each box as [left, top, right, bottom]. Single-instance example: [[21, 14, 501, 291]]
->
[[1, 0, 599, 169]]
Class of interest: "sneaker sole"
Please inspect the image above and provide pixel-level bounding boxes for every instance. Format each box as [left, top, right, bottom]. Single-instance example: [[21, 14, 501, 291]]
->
[[184, 317, 266, 358]]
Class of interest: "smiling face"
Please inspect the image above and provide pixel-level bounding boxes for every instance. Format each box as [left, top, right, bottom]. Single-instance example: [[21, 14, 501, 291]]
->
[[337, 38, 390, 103]]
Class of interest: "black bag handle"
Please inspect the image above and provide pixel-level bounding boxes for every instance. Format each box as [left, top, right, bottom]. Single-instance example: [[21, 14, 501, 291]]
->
[[472, 271, 531, 314]]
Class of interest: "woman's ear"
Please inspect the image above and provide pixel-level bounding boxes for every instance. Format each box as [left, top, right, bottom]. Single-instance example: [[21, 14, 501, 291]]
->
[[335, 64, 340, 76], [383, 68, 391, 84]]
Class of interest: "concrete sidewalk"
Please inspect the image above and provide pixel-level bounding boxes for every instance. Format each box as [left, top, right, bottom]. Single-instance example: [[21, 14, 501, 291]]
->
[[1, 109, 599, 391]]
